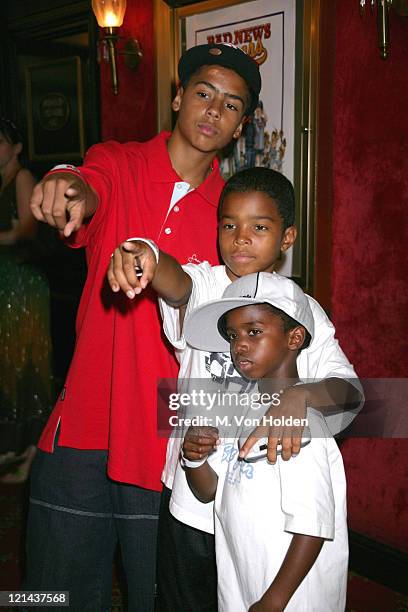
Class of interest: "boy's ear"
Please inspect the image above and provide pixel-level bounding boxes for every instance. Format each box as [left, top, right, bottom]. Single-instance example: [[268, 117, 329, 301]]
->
[[280, 225, 297, 252], [232, 120, 244, 140], [287, 326, 306, 351], [14, 142, 23, 156], [172, 87, 184, 112]]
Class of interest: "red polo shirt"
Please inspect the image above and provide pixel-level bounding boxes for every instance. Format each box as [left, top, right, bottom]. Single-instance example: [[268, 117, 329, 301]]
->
[[38, 132, 223, 490]]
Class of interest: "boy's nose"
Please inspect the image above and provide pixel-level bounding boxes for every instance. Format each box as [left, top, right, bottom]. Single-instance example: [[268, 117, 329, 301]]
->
[[233, 338, 249, 354], [234, 232, 250, 245], [206, 100, 222, 120]]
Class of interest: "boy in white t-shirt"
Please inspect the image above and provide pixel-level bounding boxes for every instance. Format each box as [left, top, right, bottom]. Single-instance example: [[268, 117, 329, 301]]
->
[[182, 271, 348, 611], [108, 167, 360, 610]]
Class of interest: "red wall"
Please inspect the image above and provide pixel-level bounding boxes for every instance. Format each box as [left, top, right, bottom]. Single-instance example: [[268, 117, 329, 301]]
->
[[331, 1, 408, 549], [100, 0, 156, 142]]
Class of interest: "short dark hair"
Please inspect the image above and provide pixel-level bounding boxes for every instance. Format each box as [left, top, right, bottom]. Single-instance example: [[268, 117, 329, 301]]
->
[[0, 117, 22, 145], [218, 167, 295, 230], [265, 303, 311, 350]]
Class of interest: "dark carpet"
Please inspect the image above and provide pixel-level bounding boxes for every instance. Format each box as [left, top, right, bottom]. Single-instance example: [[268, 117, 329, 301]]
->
[[1, 481, 407, 612]]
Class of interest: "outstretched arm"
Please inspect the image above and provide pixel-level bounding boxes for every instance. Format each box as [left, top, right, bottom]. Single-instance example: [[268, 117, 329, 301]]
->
[[108, 240, 193, 307], [249, 534, 324, 612]]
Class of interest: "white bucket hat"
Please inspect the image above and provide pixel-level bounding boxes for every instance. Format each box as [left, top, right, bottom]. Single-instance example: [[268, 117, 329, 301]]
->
[[184, 272, 314, 352]]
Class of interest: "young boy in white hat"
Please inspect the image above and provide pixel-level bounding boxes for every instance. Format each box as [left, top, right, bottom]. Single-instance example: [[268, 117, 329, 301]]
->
[[182, 272, 348, 612]]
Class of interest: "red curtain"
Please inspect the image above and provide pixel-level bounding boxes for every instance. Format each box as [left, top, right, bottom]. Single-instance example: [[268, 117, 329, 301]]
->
[[332, 0, 408, 550]]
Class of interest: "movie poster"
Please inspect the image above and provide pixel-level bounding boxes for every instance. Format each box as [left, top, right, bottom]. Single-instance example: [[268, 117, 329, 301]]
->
[[186, 0, 296, 276]]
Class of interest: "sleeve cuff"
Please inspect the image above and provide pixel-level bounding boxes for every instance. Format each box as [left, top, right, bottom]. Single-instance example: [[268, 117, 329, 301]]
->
[[284, 516, 334, 540]]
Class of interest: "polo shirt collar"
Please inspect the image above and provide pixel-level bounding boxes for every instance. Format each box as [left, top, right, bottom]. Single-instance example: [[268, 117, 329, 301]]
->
[[147, 132, 180, 183], [147, 131, 222, 208]]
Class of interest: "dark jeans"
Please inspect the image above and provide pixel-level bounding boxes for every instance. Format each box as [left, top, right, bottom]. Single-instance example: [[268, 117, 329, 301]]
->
[[156, 486, 218, 612], [23, 445, 160, 612]]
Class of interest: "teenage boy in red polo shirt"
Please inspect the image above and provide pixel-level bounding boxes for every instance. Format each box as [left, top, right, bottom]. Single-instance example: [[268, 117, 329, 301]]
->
[[24, 44, 261, 611]]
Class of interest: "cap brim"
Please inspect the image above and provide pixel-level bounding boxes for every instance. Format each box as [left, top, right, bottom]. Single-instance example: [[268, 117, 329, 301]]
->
[[184, 297, 261, 352]]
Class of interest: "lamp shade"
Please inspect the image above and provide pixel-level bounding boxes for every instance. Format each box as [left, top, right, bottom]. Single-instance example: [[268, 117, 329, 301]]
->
[[92, 0, 127, 28]]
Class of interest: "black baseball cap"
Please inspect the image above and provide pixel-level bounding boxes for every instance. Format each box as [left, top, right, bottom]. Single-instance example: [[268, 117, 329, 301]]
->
[[178, 44, 262, 115]]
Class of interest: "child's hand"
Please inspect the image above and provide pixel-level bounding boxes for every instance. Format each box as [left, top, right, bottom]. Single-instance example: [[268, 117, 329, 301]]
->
[[108, 240, 158, 298], [239, 386, 308, 464], [182, 426, 219, 463]]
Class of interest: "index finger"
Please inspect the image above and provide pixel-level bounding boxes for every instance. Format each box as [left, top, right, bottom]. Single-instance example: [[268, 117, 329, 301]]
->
[[134, 255, 156, 292], [63, 206, 83, 237], [238, 423, 268, 458]]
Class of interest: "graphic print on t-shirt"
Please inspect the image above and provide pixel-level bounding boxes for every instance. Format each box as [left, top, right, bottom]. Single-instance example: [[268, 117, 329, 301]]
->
[[205, 351, 256, 392]]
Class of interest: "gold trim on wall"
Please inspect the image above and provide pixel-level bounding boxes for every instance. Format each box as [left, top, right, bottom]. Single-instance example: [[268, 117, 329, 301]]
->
[[298, 0, 320, 293], [154, 0, 175, 133]]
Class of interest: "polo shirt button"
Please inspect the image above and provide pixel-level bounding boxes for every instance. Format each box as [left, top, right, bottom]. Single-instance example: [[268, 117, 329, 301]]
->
[[174, 205, 180, 213], [164, 227, 172, 235], [177, 184, 182, 189]]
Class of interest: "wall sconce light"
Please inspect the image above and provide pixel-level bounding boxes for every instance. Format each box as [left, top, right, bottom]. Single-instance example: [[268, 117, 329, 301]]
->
[[359, 0, 408, 59], [92, 0, 143, 95]]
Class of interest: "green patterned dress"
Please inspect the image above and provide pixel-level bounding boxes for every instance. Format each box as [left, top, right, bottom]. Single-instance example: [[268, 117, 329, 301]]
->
[[0, 175, 53, 453]]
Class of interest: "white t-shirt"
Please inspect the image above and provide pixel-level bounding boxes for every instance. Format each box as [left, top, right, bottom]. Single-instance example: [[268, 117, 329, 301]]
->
[[159, 262, 360, 533], [214, 409, 348, 612]]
